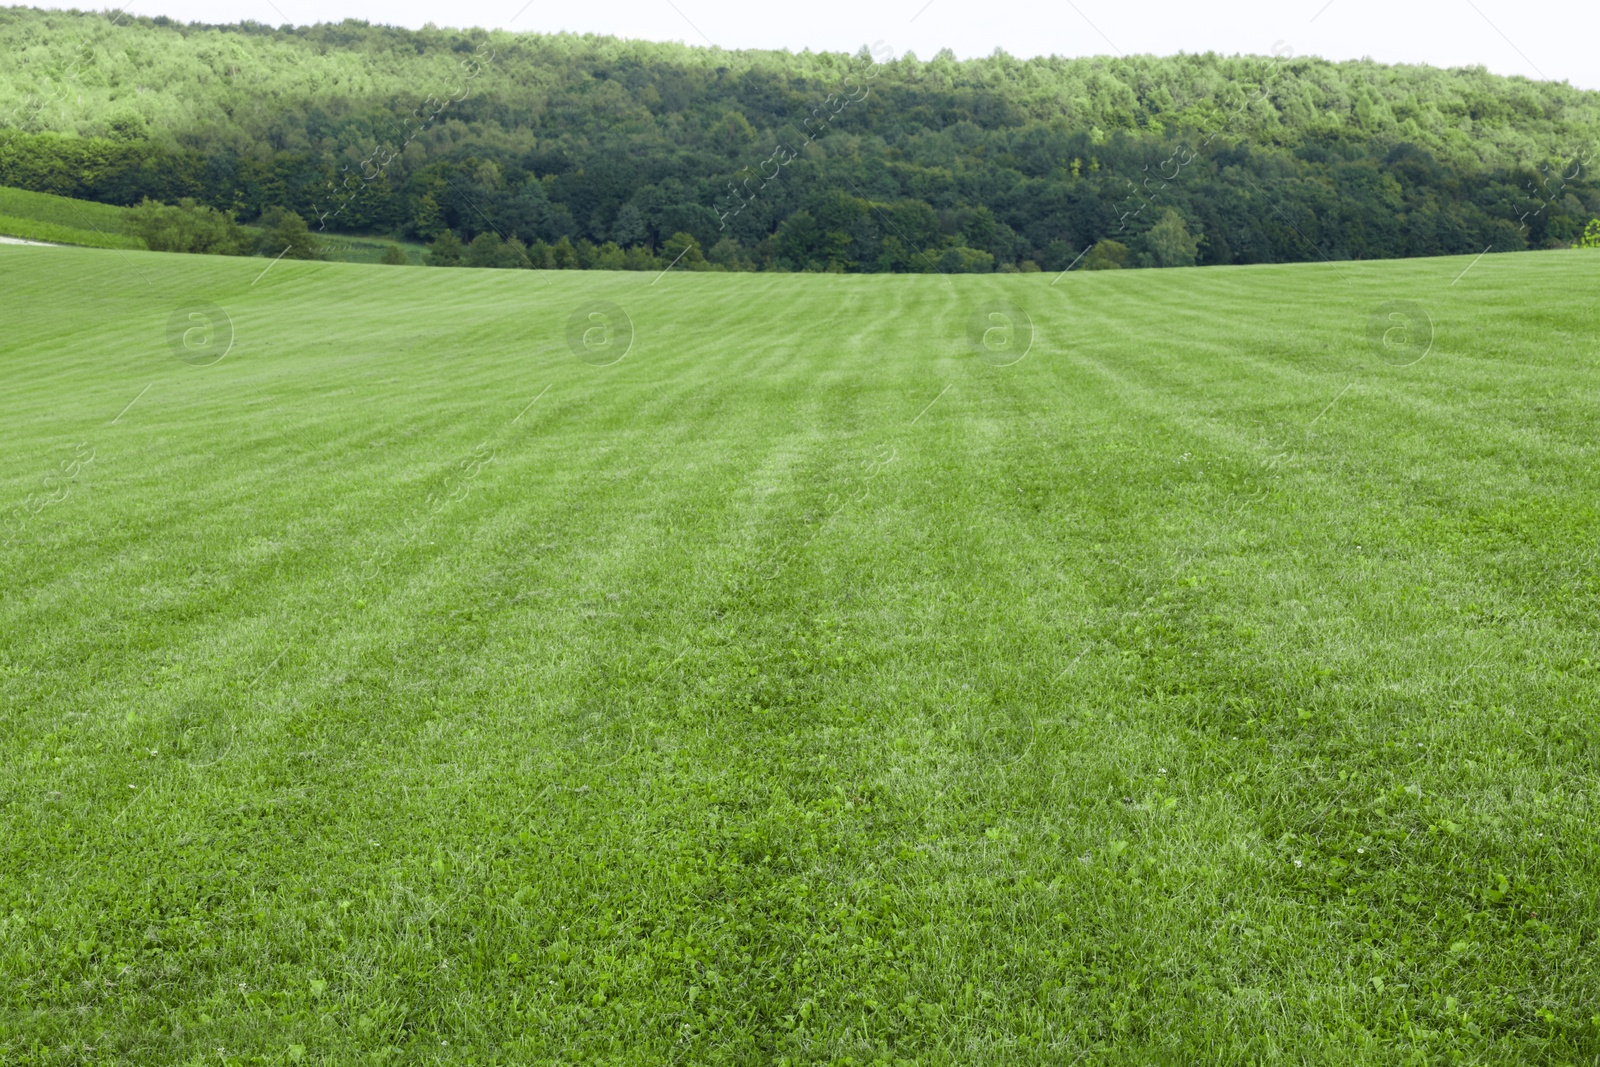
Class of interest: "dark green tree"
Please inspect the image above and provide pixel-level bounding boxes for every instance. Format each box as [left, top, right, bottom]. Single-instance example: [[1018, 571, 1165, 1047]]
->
[[426, 231, 465, 266], [611, 203, 647, 248], [127, 198, 251, 256], [257, 208, 324, 260]]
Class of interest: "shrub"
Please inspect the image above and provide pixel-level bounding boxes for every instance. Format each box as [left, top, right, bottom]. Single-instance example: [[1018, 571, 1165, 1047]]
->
[[256, 207, 324, 260], [936, 246, 995, 273], [660, 231, 709, 270], [464, 232, 526, 269], [1083, 240, 1130, 270], [127, 198, 251, 255], [622, 245, 660, 271], [426, 231, 464, 266], [707, 237, 746, 271]]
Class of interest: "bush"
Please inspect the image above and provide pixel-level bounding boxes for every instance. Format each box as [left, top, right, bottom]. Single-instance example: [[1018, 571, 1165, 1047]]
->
[[256, 207, 324, 260], [380, 244, 409, 265], [622, 245, 660, 271], [1040, 240, 1079, 272], [924, 246, 994, 273], [660, 231, 709, 270], [525, 240, 555, 270], [1083, 240, 1130, 270], [1580, 219, 1600, 249], [551, 236, 577, 269], [463, 232, 528, 269], [707, 237, 746, 271], [426, 231, 464, 266], [127, 197, 251, 255]]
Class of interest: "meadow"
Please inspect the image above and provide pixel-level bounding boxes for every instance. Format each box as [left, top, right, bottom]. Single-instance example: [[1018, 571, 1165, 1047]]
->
[[0, 186, 144, 250], [0, 186, 424, 262], [2, 244, 1599, 1064]]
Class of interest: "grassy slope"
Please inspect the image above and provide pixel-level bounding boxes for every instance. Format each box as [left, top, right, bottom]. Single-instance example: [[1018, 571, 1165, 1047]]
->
[[2, 247, 1599, 1064], [0, 214, 142, 248], [0, 186, 144, 249], [0, 185, 137, 234], [314, 233, 430, 265], [0, 185, 424, 261]]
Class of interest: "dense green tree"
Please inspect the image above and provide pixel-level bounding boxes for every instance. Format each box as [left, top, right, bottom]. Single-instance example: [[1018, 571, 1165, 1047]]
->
[[774, 211, 824, 271], [550, 236, 577, 269], [257, 208, 324, 260], [426, 231, 465, 266], [3, 10, 1597, 272], [706, 236, 746, 271], [622, 245, 660, 271], [1143, 209, 1201, 267], [463, 231, 530, 269], [464, 232, 504, 268], [935, 246, 996, 273], [525, 239, 555, 270], [660, 231, 709, 270], [610, 203, 647, 248], [127, 197, 251, 255], [1083, 240, 1131, 270]]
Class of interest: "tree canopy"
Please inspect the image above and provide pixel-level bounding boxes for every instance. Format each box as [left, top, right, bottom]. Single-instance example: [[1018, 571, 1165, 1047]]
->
[[2, 7, 1596, 270]]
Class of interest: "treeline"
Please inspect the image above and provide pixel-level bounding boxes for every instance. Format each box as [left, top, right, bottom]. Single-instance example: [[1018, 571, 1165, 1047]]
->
[[2, 8, 1597, 271]]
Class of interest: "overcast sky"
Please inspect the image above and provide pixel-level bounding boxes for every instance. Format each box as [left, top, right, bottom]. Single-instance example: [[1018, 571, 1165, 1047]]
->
[[62, 0, 1600, 89]]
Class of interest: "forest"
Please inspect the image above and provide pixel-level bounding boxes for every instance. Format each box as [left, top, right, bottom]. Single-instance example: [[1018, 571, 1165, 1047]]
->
[[2, 6, 1597, 270]]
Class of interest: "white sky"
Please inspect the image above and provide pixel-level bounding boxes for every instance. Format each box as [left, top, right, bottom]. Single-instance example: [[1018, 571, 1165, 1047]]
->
[[58, 0, 1600, 90]]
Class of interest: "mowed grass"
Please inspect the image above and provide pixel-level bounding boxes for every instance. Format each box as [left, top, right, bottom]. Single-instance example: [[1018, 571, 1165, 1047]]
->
[[2, 245, 1600, 1065], [0, 187, 144, 250], [0, 185, 425, 261], [0, 186, 139, 237]]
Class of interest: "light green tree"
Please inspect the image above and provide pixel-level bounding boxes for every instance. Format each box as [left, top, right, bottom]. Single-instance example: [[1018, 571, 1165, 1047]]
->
[[1580, 219, 1600, 249], [1082, 239, 1130, 270], [1144, 209, 1201, 267], [425, 231, 464, 267], [660, 231, 709, 270]]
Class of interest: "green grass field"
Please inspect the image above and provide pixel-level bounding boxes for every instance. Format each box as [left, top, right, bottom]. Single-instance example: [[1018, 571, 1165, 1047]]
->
[[0, 187, 145, 250], [0, 187, 140, 237], [0, 186, 423, 262], [3, 245, 1600, 1064], [314, 233, 430, 265]]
